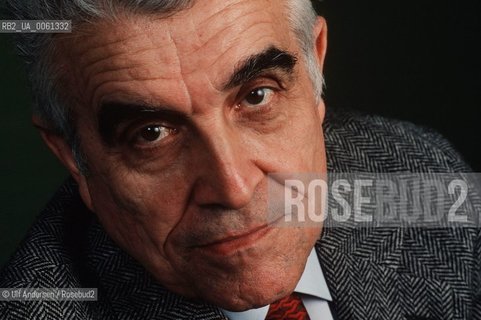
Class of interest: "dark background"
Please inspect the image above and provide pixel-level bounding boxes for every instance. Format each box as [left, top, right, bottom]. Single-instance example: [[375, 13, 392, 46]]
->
[[1, 0, 480, 266], [315, 0, 481, 169]]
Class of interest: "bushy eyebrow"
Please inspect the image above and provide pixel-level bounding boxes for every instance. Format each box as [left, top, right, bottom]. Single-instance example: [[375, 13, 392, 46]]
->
[[223, 46, 298, 90]]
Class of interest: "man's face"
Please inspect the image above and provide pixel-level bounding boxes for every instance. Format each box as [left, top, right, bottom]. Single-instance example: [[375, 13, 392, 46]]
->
[[55, 0, 327, 311]]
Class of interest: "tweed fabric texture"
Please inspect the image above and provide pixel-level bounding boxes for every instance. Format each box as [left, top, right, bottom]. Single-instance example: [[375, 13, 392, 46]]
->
[[1, 108, 480, 320]]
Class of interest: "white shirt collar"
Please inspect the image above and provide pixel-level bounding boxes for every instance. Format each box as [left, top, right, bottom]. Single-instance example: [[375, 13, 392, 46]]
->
[[222, 248, 331, 320]]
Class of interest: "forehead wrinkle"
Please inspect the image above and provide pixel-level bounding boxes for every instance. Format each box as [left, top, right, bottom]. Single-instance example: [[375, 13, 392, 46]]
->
[[85, 65, 142, 89], [89, 73, 177, 109], [195, 5, 272, 45], [165, 0, 270, 59], [82, 45, 170, 93], [73, 48, 132, 96], [186, 17, 274, 62], [182, 21, 232, 58], [76, 12, 165, 51], [81, 57, 142, 108], [165, 28, 226, 114], [171, 14, 277, 81], [194, 0, 276, 30], [192, 0, 243, 30], [71, 21, 183, 111], [72, 30, 140, 60], [162, 24, 194, 112], [168, 39, 193, 111], [78, 34, 156, 74], [71, 17, 169, 74]]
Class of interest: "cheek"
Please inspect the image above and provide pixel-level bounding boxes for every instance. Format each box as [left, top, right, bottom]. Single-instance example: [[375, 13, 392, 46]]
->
[[289, 103, 325, 165], [85, 167, 192, 255], [265, 109, 324, 171]]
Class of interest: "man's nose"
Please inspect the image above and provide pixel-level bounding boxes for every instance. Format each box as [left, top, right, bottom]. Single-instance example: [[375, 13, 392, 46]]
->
[[191, 126, 264, 210]]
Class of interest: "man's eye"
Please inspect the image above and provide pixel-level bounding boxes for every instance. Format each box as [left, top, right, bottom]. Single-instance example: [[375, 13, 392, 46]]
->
[[241, 87, 275, 108], [135, 125, 177, 144]]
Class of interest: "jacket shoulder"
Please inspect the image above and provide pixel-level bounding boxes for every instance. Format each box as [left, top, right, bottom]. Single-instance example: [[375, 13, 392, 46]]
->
[[323, 108, 471, 172]]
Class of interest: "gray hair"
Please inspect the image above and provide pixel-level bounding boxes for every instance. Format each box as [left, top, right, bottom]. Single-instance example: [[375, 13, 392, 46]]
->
[[5, 0, 324, 172]]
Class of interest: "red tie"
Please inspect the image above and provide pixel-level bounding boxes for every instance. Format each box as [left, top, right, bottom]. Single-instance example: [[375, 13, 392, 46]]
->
[[265, 293, 310, 320]]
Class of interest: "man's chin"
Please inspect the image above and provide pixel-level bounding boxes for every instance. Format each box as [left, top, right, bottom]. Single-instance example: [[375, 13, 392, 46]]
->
[[198, 282, 295, 312], [183, 263, 301, 311]]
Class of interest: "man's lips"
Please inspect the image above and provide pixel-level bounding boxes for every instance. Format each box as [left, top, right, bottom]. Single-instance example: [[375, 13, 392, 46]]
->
[[193, 217, 283, 256], [195, 224, 272, 255]]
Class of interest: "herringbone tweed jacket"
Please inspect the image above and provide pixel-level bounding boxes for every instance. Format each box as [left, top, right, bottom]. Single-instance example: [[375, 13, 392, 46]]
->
[[1, 108, 480, 320]]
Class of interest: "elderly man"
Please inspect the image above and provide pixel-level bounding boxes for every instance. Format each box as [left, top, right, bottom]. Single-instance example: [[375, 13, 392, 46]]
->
[[1, 0, 480, 319]]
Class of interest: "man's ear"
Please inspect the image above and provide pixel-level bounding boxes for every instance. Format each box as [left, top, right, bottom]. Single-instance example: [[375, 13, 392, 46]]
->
[[313, 17, 328, 123], [313, 16, 328, 73], [33, 115, 93, 210]]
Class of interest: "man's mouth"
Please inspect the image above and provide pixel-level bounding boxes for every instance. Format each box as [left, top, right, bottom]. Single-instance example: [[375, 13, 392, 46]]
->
[[194, 216, 283, 256]]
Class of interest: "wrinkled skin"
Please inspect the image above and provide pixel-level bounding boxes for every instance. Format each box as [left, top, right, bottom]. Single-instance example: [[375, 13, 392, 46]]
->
[[38, 0, 328, 311]]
